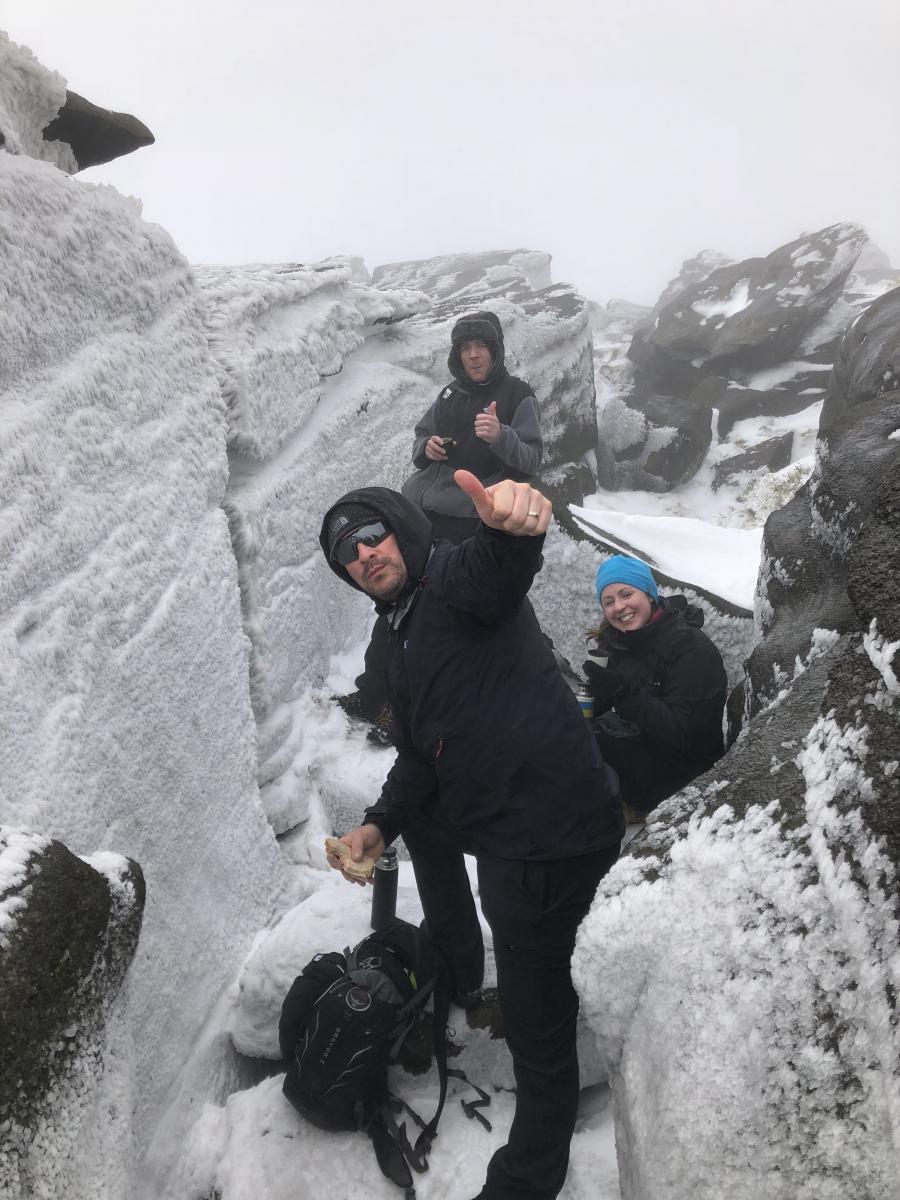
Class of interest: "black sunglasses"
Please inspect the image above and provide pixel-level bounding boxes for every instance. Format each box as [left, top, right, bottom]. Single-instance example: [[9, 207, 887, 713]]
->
[[333, 521, 391, 566]]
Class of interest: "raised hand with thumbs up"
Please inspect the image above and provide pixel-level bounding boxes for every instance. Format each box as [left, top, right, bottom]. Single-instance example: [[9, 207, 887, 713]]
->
[[453, 469, 552, 536], [474, 400, 501, 444]]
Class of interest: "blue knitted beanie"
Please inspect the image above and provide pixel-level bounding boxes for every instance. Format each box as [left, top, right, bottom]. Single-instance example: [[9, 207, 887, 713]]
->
[[595, 555, 659, 603]]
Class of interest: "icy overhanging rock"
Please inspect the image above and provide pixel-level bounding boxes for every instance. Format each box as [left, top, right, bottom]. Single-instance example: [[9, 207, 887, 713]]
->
[[43, 89, 154, 171], [0, 32, 152, 172]]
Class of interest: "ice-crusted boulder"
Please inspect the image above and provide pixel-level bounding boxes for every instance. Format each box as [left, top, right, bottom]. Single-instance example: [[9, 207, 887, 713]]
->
[[0, 831, 144, 1199], [599, 223, 896, 492], [0, 98, 283, 1194], [748, 290, 900, 714], [573, 301, 900, 1198], [206, 250, 598, 835], [638, 223, 868, 371], [0, 32, 151, 171]]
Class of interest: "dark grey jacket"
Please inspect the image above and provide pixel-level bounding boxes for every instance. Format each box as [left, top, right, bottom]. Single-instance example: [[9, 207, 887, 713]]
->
[[403, 372, 542, 519]]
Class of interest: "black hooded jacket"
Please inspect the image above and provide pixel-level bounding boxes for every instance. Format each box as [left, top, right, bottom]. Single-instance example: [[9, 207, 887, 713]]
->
[[320, 488, 624, 860], [587, 596, 727, 812]]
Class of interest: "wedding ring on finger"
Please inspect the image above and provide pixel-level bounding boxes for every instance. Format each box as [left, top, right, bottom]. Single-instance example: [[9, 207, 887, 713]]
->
[[527, 509, 540, 518]]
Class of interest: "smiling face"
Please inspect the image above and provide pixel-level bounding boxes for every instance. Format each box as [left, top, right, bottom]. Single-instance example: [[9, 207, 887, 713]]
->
[[345, 533, 409, 602], [459, 338, 493, 383], [600, 582, 654, 633]]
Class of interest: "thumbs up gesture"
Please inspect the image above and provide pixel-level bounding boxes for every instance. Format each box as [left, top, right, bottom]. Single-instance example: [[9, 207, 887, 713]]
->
[[474, 400, 501, 444], [454, 470, 551, 536]]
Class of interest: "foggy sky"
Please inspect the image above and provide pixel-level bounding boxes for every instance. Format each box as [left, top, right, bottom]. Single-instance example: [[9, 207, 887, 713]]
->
[[7, 0, 900, 306]]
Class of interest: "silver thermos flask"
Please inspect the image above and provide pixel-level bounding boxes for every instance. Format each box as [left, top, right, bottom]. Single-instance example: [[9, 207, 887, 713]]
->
[[371, 845, 399, 930]]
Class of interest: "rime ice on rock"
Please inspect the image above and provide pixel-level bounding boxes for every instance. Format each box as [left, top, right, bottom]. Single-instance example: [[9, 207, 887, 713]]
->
[[0, 41, 283, 1197], [205, 249, 600, 834]]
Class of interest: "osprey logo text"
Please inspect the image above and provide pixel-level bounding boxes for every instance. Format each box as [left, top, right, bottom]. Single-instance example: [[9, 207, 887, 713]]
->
[[317, 1025, 341, 1066]]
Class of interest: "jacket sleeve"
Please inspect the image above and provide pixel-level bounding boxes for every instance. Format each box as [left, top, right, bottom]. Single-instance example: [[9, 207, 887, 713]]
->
[[490, 394, 543, 477], [441, 522, 545, 625], [411, 392, 443, 468], [364, 739, 437, 845], [613, 637, 726, 755]]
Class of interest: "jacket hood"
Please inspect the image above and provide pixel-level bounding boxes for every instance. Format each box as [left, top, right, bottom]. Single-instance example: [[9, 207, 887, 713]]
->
[[599, 594, 706, 653], [319, 486, 434, 607], [660, 593, 705, 628], [447, 310, 507, 390]]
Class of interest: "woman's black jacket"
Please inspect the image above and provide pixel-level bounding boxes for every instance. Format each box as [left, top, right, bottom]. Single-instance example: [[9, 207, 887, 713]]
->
[[586, 596, 727, 813], [320, 487, 624, 860]]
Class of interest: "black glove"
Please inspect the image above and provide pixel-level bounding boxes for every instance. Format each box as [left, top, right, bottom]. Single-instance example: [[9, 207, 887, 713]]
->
[[582, 658, 626, 711]]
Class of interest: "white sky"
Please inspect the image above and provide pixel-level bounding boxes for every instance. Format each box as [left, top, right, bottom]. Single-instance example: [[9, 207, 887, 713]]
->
[[7, 0, 899, 304]]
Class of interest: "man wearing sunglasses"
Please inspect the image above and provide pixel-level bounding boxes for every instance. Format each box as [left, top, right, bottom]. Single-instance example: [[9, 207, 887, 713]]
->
[[319, 471, 623, 1200]]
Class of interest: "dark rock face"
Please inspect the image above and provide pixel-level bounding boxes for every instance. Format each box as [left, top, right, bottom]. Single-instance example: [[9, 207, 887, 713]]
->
[[42, 90, 154, 171], [748, 394, 900, 712], [600, 224, 886, 493], [821, 286, 900, 428], [715, 383, 822, 438], [645, 224, 867, 369], [0, 834, 144, 1188], [640, 393, 713, 486], [712, 433, 793, 490]]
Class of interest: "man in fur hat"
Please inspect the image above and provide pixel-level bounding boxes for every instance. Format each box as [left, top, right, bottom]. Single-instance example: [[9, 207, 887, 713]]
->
[[402, 311, 543, 544]]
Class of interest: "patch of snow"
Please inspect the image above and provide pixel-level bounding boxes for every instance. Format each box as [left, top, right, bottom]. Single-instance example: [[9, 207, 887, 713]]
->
[[0, 827, 48, 949], [863, 620, 900, 696], [692, 278, 751, 321], [570, 504, 762, 611], [744, 360, 832, 390], [791, 250, 825, 267]]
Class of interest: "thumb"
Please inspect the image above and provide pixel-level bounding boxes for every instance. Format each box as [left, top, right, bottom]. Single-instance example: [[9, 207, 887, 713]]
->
[[488, 401, 497, 416], [453, 469, 493, 522]]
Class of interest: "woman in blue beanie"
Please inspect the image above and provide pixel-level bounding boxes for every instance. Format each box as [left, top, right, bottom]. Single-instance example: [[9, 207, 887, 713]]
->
[[583, 555, 727, 823]]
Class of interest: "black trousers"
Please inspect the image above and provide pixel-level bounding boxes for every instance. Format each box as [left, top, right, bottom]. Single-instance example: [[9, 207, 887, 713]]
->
[[402, 813, 485, 995], [475, 847, 619, 1200]]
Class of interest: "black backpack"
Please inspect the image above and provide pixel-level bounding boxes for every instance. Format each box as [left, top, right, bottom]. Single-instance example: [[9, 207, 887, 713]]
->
[[279, 917, 490, 1198]]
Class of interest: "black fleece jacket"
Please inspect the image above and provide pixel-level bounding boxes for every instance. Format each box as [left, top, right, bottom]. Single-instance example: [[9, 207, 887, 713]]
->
[[320, 488, 623, 860], [586, 596, 727, 812]]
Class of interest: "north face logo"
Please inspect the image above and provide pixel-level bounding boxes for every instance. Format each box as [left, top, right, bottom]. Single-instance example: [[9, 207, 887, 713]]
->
[[330, 514, 350, 539]]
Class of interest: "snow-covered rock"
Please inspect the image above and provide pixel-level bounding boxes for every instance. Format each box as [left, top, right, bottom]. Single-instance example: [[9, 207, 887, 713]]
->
[[0, 32, 74, 171], [574, 296, 900, 1196], [0, 32, 150, 172], [822, 285, 900, 428], [0, 833, 143, 1199], [0, 107, 283, 1196], [209, 249, 598, 833], [598, 223, 897, 494], [643, 223, 868, 369]]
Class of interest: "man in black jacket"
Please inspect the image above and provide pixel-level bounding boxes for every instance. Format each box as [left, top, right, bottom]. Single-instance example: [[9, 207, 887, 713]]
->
[[402, 311, 543, 545], [320, 471, 623, 1200]]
